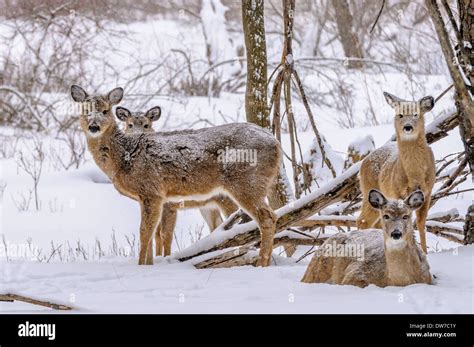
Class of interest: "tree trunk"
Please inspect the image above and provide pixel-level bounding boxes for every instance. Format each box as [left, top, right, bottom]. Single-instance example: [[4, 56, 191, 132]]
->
[[464, 205, 474, 244], [242, 0, 269, 128], [458, 0, 474, 244], [332, 0, 364, 69], [242, 0, 294, 254], [425, 0, 474, 243], [457, 0, 474, 176]]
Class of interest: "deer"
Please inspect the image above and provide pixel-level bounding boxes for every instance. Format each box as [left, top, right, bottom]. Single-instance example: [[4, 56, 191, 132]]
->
[[116, 108, 238, 256], [356, 92, 436, 254], [70, 85, 281, 266], [302, 189, 432, 287]]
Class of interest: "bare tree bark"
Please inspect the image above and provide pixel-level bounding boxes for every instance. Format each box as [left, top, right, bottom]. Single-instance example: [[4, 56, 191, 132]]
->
[[457, 0, 474, 244], [242, 0, 294, 254], [464, 205, 474, 244], [425, 0, 474, 243], [332, 0, 364, 69], [242, 0, 269, 128], [242, 0, 292, 208]]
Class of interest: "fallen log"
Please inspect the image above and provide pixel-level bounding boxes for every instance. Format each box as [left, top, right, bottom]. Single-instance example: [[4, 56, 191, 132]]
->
[[426, 221, 464, 235], [427, 208, 462, 223], [195, 231, 331, 269], [194, 246, 256, 269], [294, 215, 356, 228], [0, 293, 73, 310], [176, 110, 459, 263], [296, 208, 462, 229]]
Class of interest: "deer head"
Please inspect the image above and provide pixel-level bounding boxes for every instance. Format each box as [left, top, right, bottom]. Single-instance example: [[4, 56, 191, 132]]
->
[[383, 92, 434, 141], [368, 189, 424, 249], [115, 106, 161, 134], [70, 85, 124, 138]]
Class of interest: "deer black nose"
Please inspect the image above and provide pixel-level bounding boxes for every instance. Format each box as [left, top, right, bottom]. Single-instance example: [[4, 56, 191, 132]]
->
[[391, 230, 402, 240], [403, 125, 413, 133], [89, 125, 100, 133]]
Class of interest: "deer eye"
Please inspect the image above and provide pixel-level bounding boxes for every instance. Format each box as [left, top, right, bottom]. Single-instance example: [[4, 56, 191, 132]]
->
[[413, 114, 419, 118], [403, 215, 409, 220], [128, 124, 133, 128], [102, 110, 108, 115], [397, 114, 403, 119], [144, 124, 149, 129], [383, 214, 390, 220]]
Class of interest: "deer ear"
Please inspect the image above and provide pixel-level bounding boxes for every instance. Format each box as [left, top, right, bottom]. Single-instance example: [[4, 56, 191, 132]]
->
[[107, 87, 124, 105], [405, 190, 424, 210], [115, 107, 131, 121], [383, 91, 402, 109], [71, 85, 87, 102], [368, 189, 388, 210], [419, 96, 434, 113], [145, 106, 161, 122]]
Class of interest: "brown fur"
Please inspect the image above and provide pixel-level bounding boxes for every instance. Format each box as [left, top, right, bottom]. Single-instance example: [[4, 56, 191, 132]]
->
[[118, 109, 238, 256], [302, 190, 432, 287], [71, 85, 281, 266], [357, 92, 436, 253]]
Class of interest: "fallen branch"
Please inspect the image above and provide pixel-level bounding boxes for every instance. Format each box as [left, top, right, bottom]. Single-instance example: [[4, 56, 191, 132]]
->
[[194, 245, 256, 269], [438, 155, 468, 190], [294, 215, 356, 228], [195, 231, 330, 269], [426, 221, 464, 235], [292, 209, 462, 230], [426, 221, 464, 244], [427, 208, 462, 223], [0, 293, 73, 310]]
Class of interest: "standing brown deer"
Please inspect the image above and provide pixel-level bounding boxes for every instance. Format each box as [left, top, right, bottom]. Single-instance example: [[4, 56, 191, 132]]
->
[[116, 108, 238, 256], [357, 92, 436, 253], [302, 189, 432, 287], [70, 85, 281, 266]]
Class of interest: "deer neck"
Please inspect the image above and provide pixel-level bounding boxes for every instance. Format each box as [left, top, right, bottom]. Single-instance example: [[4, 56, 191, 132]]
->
[[396, 128, 429, 175], [384, 233, 423, 286], [86, 123, 127, 180]]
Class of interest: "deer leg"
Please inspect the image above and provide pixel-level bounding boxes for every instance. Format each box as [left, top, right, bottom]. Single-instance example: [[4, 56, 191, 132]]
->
[[138, 197, 162, 265], [255, 203, 278, 267], [199, 207, 223, 232], [216, 195, 239, 217], [161, 206, 177, 256], [231, 194, 277, 267], [155, 224, 163, 256], [416, 196, 430, 254]]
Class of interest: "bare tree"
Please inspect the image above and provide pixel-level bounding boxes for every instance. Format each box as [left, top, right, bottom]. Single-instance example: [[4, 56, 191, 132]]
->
[[242, 0, 292, 209], [242, 0, 269, 127], [332, 0, 364, 69], [425, 0, 474, 243], [242, 0, 295, 256]]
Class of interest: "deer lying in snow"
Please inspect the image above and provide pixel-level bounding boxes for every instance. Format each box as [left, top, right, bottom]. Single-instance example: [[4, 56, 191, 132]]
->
[[302, 189, 432, 287], [117, 107, 238, 256], [70, 85, 281, 266], [357, 92, 436, 253]]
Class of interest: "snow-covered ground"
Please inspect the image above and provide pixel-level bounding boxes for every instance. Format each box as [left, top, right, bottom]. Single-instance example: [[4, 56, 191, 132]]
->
[[1, 245, 472, 314]]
